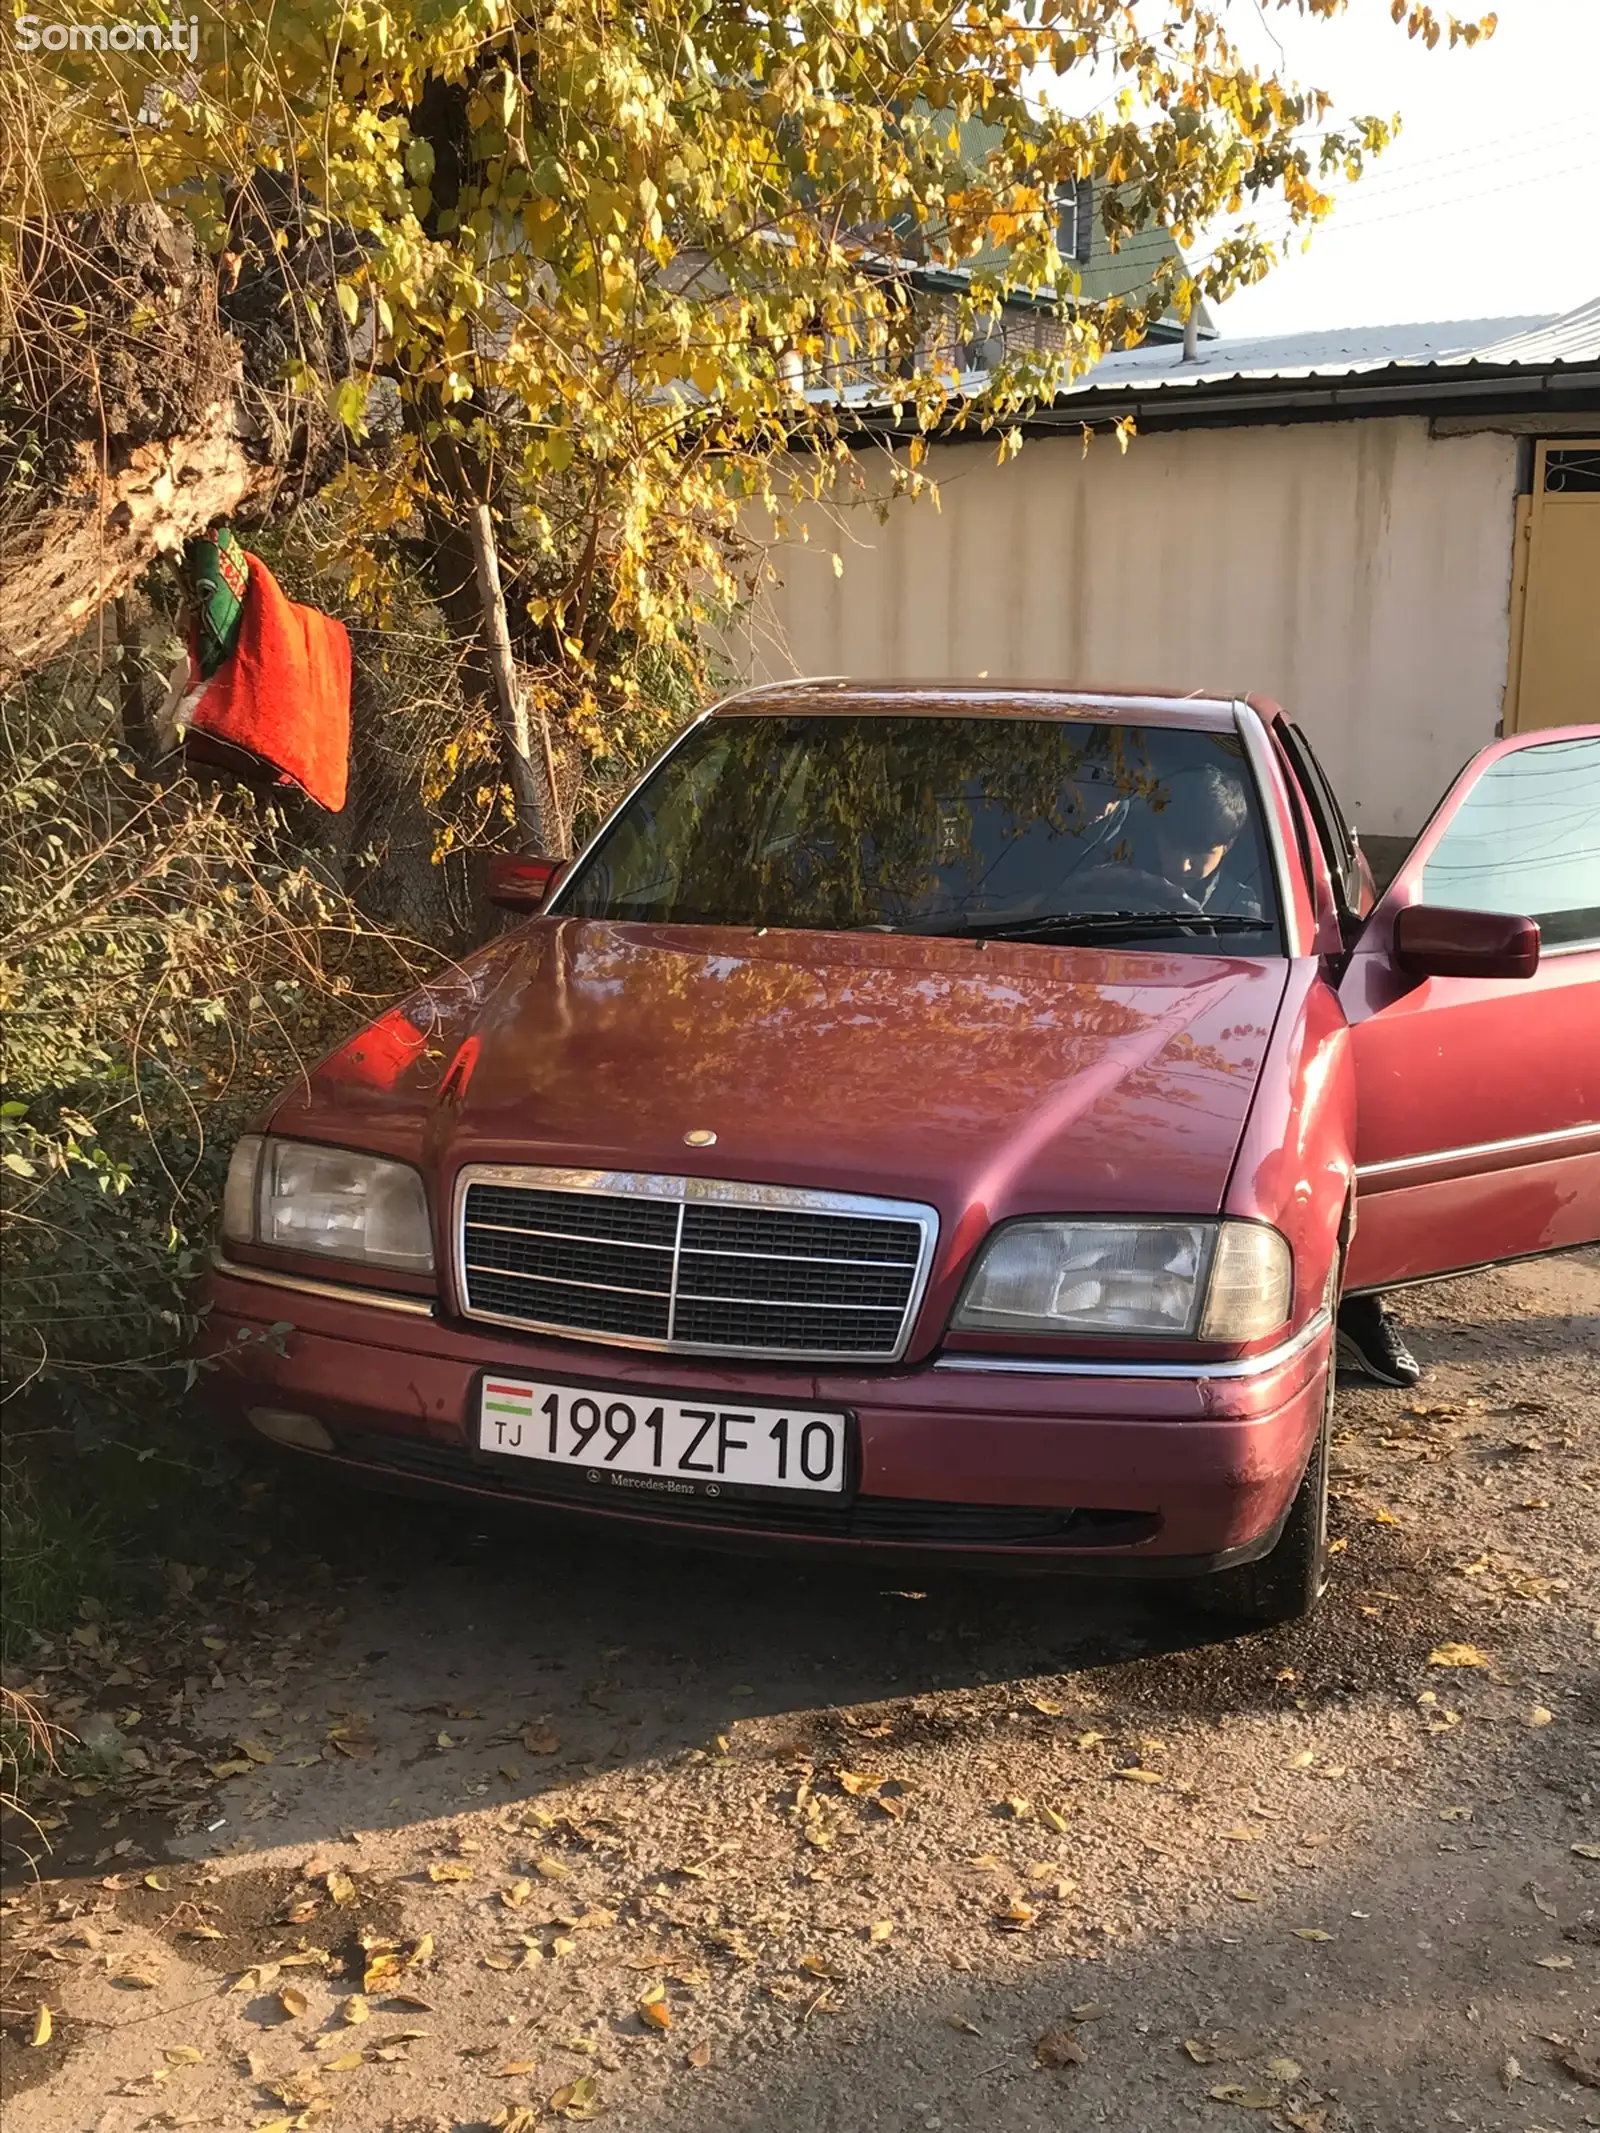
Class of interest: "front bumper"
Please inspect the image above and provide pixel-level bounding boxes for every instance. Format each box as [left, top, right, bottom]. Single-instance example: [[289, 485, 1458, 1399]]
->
[[199, 1258, 1331, 1573]]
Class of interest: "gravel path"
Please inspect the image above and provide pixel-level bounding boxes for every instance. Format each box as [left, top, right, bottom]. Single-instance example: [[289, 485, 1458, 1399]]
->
[[4, 1249, 1597, 2133]]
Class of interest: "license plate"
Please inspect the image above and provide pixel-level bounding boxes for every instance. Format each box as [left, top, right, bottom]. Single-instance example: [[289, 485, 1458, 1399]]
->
[[477, 1375, 850, 1498]]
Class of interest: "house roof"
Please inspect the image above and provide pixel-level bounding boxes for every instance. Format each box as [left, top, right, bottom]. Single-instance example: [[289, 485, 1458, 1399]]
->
[[1021, 296, 1600, 428], [1054, 302, 1600, 396], [816, 294, 1600, 430]]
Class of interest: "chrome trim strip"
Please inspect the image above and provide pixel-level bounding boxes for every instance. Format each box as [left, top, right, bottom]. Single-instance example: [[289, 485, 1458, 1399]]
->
[[464, 1215, 913, 1273], [469, 1262, 901, 1313], [932, 1309, 1331, 1381], [1356, 1121, 1598, 1181], [465, 1264, 670, 1302], [210, 1252, 436, 1318], [466, 1219, 677, 1252], [666, 1199, 686, 1343], [1232, 697, 1302, 956], [452, 1165, 940, 1363]]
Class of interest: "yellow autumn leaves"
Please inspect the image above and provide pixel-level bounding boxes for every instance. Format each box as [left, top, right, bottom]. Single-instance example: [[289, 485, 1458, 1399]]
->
[[8, 0, 1452, 790]]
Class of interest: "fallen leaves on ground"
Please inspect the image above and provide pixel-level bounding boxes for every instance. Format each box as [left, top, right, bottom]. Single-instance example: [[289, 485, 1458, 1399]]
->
[[427, 1861, 473, 1882], [277, 1986, 309, 2019], [687, 2039, 713, 2068], [1428, 1643, 1490, 1668], [262, 2071, 323, 2107], [1035, 2026, 1088, 2069], [360, 1934, 432, 1993], [29, 2004, 52, 2046], [549, 2072, 602, 2120], [638, 1984, 672, 2030]]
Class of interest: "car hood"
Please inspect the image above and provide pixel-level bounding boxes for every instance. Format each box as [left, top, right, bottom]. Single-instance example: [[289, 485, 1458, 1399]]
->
[[277, 920, 1287, 1246]]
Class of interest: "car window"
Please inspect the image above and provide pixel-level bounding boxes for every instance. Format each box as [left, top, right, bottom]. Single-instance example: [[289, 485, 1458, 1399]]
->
[[558, 714, 1283, 953], [1418, 734, 1600, 950], [1277, 719, 1359, 910]]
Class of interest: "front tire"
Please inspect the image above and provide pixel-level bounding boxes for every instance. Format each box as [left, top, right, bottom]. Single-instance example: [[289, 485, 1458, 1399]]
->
[[1186, 1350, 1334, 1628]]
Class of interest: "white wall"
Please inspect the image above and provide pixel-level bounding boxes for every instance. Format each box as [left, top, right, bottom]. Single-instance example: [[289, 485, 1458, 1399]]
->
[[732, 416, 1521, 837]]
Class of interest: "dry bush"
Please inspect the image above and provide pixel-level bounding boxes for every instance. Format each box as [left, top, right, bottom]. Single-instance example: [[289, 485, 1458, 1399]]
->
[[0, 643, 426, 1436]]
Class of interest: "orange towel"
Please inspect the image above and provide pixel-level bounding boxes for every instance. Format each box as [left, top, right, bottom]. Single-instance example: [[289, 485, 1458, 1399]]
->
[[187, 553, 351, 812]]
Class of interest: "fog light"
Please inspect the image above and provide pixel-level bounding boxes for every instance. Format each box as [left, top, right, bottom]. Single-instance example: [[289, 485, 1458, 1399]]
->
[[247, 1407, 335, 1453]]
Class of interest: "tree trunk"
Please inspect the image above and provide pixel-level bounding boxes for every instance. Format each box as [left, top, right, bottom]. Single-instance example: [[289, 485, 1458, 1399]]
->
[[0, 200, 350, 688], [465, 502, 562, 854], [0, 415, 274, 689]]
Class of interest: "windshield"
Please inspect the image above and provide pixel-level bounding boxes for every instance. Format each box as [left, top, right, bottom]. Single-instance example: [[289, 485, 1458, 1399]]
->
[[558, 714, 1281, 952]]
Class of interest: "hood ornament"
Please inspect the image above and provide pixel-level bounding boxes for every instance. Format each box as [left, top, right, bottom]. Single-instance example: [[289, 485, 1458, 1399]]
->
[[683, 1128, 717, 1148]]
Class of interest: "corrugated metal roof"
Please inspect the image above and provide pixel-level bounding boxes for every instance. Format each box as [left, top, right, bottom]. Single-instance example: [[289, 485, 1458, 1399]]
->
[[808, 294, 1600, 424], [1465, 297, 1600, 368], [1057, 298, 1600, 400]]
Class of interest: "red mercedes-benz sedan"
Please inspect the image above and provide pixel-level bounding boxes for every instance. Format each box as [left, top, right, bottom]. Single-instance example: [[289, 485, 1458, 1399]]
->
[[200, 685, 1600, 1623]]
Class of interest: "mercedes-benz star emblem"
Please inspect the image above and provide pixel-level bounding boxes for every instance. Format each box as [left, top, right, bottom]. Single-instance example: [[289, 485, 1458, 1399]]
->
[[683, 1128, 717, 1147]]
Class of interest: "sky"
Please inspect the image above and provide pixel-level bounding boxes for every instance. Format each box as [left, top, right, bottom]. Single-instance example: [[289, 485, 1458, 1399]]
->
[[1191, 0, 1600, 340]]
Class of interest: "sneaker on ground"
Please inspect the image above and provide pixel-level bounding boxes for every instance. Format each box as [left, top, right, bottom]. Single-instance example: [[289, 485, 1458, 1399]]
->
[[1335, 1294, 1422, 1388]]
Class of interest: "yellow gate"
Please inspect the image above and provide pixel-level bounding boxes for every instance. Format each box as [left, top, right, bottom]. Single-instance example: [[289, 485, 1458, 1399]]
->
[[1505, 439, 1600, 732]]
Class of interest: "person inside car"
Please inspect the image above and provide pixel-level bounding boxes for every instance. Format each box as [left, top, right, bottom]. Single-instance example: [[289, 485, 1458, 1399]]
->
[[1144, 761, 1266, 919]]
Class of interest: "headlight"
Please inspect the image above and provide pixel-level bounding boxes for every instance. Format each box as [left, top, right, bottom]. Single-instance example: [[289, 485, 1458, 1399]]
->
[[221, 1134, 433, 1273], [952, 1219, 1291, 1342]]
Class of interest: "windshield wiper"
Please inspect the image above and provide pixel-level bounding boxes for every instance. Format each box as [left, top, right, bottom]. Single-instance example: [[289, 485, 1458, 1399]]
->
[[948, 909, 1270, 943]]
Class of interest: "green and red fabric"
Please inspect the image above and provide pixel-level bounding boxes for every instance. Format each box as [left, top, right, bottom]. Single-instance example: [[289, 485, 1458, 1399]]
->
[[178, 531, 352, 813], [183, 529, 251, 677]]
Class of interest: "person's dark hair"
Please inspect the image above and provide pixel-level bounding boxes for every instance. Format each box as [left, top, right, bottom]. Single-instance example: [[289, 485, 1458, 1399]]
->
[[1171, 762, 1249, 848]]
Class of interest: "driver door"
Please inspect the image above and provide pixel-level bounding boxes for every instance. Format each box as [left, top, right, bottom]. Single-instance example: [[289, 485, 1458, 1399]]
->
[[1339, 726, 1600, 1292]]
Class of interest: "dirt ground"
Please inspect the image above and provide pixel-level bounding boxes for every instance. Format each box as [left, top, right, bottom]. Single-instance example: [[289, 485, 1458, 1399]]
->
[[4, 1249, 1597, 2133]]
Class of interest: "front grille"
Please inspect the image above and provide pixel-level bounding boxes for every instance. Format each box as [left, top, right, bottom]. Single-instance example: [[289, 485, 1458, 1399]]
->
[[456, 1169, 935, 1360], [339, 1431, 1159, 1550]]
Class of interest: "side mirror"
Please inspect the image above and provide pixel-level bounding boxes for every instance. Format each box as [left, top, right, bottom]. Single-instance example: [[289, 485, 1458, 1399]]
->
[[1394, 903, 1540, 982], [487, 851, 565, 913]]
